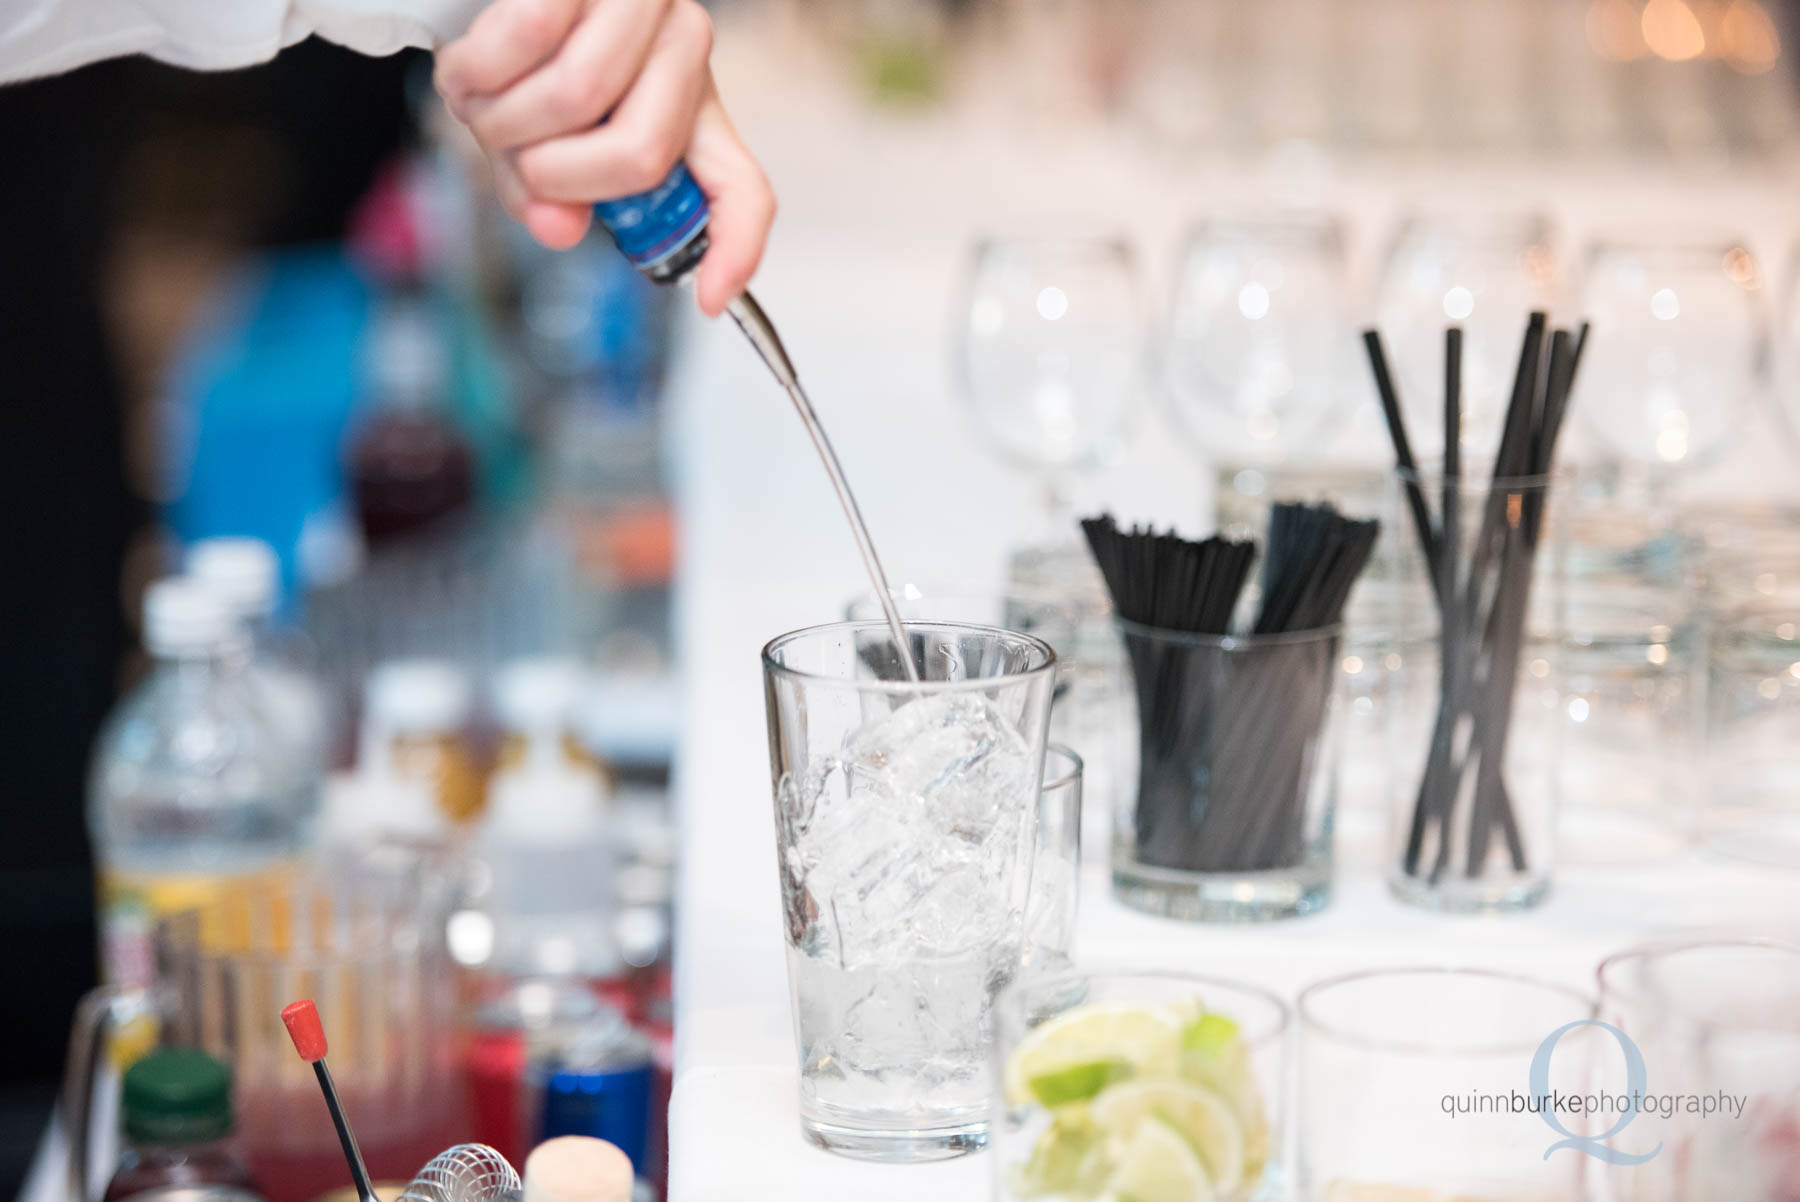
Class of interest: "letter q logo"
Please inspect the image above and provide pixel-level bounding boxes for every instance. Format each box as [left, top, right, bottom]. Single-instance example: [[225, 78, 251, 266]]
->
[[1530, 1020, 1661, 1165]]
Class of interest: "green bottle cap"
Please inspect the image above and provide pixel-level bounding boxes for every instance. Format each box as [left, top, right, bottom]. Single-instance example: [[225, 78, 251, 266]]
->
[[122, 1048, 235, 1144]]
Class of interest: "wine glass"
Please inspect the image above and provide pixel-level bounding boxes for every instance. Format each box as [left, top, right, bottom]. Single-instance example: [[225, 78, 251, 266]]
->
[[1375, 213, 1559, 456], [1573, 237, 1768, 469], [1163, 214, 1353, 465], [1776, 241, 1800, 444], [951, 235, 1146, 528]]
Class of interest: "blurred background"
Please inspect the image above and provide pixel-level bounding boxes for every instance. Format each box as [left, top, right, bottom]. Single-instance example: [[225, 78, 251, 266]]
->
[[4, 0, 1800, 1195]]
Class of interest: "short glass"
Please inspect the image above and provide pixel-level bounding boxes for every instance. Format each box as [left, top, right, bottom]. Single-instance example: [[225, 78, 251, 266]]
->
[[1215, 463, 1426, 829], [851, 584, 1122, 860], [1704, 609, 1800, 867], [1594, 936, 1800, 1202], [992, 967, 1290, 1202], [1298, 966, 1600, 1201], [762, 620, 1057, 1161], [1554, 585, 1696, 865], [1385, 467, 1562, 912], [1023, 745, 1083, 974], [1110, 620, 1342, 921]]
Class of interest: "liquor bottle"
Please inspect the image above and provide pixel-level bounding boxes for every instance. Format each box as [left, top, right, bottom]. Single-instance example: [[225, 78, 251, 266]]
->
[[102, 1049, 262, 1202]]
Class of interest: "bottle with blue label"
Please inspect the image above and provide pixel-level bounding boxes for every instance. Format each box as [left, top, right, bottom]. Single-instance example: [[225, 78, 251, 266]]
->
[[592, 164, 712, 285]]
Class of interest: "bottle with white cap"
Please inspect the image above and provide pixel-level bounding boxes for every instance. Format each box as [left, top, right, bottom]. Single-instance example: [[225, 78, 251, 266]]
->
[[361, 659, 483, 825], [87, 578, 311, 988], [185, 536, 333, 780], [480, 657, 619, 981]]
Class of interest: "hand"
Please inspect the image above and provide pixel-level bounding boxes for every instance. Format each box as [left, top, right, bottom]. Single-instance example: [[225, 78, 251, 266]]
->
[[434, 0, 775, 315]]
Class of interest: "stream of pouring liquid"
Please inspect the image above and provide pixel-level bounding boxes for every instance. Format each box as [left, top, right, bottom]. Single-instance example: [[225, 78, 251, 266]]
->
[[728, 294, 921, 683]]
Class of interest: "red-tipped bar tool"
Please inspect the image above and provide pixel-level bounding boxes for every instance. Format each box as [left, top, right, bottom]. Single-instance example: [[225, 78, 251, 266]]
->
[[282, 999, 379, 1202]]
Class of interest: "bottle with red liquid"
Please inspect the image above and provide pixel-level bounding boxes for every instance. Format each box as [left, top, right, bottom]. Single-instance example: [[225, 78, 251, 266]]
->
[[347, 296, 474, 546], [103, 1049, 263, 1202]]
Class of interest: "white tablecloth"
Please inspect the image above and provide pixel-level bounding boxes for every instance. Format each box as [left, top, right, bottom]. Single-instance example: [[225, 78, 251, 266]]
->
[[660, 48, 1800, 1196]]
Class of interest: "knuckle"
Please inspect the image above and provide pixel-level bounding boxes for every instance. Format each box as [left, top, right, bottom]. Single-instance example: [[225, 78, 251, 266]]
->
[[677, 1, 714, 55], [617, 134, 676, 192], [511, 0, 566, 49], [549, 66, 602, 122], [511, 147, 561, 197]]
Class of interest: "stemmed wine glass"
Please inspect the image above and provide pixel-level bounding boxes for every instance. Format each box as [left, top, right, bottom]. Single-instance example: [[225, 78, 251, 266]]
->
[[951, 234, 1146, 537], [1572, 237, 1768, 469], [1775, 241, 1800, 446], [1375, 213, 1559, 455], [1162, 214, 1353, 465]]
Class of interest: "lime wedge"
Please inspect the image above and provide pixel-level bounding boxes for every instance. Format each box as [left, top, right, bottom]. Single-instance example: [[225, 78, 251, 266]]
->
[[1003, 1003, 1182, 1107], [1027, 1058, 1131, 1107], [1090, 1079, 1247, 1194], [1103, 1115, 1217, 1202], [1008, 1107, 1110, 1199], [1181, 1013, 1240, 1057]]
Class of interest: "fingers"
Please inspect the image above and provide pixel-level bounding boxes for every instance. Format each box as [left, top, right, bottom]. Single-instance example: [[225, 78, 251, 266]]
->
[[509, 2, 712, 203], [459, 0, 674, 152], [486, 150, 593, 249], [684, 86, 775, 316], [434, 0, 583, 114]]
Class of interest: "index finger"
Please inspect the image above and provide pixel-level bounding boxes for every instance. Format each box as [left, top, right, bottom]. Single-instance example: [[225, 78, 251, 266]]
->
[[435, 0, 584, 107]]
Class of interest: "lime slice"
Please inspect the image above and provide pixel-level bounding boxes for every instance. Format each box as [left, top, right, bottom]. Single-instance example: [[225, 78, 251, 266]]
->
[[1103, 1115, 1216, 1202], [1027, 1058, 1132, 1108], [1090, 1079, 1246, 1194], [1008, 1107, 1111, 1199], [1004, 1003, 1183, 1107], [1177, 1020, 1269, 1181]]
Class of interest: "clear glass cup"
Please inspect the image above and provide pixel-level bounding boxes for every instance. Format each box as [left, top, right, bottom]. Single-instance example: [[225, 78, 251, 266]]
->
[[992, 967, 1290, 1202], [1375, 214, 1559, 454], [1163, 216, 1353, 465], [1593, 936, 1800, 1202], [61, 843, 463, 1202], [952, 234, 1147, 531], [846, 587, 1119, 863], [1023, 745, 1083, 975], [1554, 584, 1696, 865], [1572, 239, 1768, 470], [1214, 464, 1418, 832], [1704, 608, 1800, 867], [1385, 467, 1562, 912], [762, 620, 1057, 1161], [1298, 966, 1600, 1201], [1110, 620, 1342, 921]]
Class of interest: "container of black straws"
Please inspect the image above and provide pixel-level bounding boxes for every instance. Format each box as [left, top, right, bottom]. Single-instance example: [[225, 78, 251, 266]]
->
[[1364, 315, 1587, 912], [1085, 505, 1379, 921]]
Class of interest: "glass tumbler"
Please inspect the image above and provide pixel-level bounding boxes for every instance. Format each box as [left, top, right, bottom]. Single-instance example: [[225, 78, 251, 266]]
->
[[846, 587, 1116, 860], [1385, 467, 1562, 912], [1110, 621, 1342, 921], [1554, 584, 1696, 865], [1594, 936, 1800, 1202], [1023, 745, 1083, 975], [762, 620, 1056, 1161], [993, 967, 1290, 1202], [1704, 609, 1800, 867], [1298, 966, 1601, 1201]]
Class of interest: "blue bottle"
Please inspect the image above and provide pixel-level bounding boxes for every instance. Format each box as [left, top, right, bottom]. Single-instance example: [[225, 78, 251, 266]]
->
[[592, 164, 710, 283]]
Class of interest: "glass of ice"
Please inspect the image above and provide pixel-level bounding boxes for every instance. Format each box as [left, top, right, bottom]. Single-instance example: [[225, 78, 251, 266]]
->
[[762, 620, 1058, 1161]]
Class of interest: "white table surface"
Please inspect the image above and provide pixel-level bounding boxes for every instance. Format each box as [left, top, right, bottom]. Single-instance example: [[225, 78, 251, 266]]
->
[[661, 40, 1800, 1198]]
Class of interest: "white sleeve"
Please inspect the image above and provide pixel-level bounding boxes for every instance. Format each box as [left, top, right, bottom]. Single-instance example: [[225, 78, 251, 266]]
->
[[0, 0, 488, 85]]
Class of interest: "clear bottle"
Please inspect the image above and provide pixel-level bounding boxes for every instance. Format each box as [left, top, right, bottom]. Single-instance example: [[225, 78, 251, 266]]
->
[[481, 660, 618, 983], [362, 659, 484, 825], [88, 580, 309, 989], [185, 537, 333, 777], [103, 1048, 261, 1202]]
